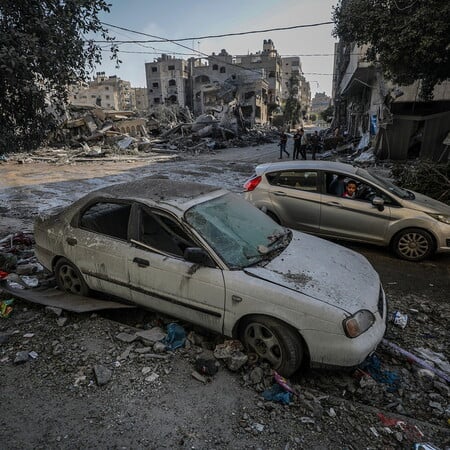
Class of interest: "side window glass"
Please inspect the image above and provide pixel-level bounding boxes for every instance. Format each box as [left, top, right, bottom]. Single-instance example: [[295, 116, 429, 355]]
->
[[277, 170, 318, 192], [79, 202, 131, 240], [139, 210, 195, 257], [271, 171, 318, 192]]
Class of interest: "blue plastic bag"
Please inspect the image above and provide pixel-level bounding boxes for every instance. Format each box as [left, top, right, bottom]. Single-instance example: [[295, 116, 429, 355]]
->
[[162, 323, 186, 350]]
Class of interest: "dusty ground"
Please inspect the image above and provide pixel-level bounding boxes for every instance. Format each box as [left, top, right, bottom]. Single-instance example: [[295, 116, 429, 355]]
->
[[0, 143, 449, 449]]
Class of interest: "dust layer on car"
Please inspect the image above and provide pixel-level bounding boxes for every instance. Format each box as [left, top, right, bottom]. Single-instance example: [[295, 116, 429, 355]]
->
[[282, 271, 313, 286], [95, 177, 219, 203]]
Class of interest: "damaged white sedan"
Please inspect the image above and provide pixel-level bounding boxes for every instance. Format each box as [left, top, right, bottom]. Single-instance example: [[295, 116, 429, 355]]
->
[[34, 177, 387, 376]]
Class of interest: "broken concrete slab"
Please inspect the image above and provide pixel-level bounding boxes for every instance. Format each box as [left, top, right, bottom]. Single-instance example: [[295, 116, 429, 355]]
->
[[135, 327, 166, 344], [0, 281, 136, 313]]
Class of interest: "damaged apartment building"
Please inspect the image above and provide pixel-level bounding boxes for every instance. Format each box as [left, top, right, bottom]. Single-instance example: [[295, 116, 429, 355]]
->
[[332, 42, 450, 161], [68, 72, 145, 112], [144, 40, 311, 127]]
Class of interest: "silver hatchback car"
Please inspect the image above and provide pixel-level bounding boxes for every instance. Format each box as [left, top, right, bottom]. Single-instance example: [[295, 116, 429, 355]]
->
[[244, 161, 450, 262]]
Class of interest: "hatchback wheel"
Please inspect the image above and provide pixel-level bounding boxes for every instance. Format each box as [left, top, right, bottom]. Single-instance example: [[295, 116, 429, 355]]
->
[[392, 228, 434, 262], [55, 258, 89, 296], [239, 315, 303, 377]]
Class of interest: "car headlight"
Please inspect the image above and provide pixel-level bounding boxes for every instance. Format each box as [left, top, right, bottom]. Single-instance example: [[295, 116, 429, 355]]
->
[[343, 310, 375, 338], [427, 213, 450, 225]]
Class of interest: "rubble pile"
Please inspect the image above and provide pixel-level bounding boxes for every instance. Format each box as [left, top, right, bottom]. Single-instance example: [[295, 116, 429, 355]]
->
[[1, 292, 449, 447], [391, 161, 450, 205], [0, 104, 279, 164]]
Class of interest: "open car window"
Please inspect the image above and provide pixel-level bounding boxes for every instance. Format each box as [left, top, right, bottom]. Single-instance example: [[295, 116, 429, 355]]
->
[[79, 202, 131, 240], [137, 209, 196, 257]]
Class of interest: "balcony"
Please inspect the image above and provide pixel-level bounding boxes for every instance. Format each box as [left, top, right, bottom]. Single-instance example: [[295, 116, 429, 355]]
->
[[339, 43, 376, 96]]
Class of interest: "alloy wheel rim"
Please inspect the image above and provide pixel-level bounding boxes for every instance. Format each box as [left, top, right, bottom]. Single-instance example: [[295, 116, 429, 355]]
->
[[397, 232, 429, 259], [244, 323, 282, 367], [59, 265, 83, 294]]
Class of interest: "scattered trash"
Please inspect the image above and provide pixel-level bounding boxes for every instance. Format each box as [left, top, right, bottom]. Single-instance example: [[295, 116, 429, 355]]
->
[[161, 323, 186, 350], [194, 356, 219, 376], [377, 413, 424, 441], [28, 351, 38, 359], [412, 444, 441, 450], [392, 311, 408, 328], [262, 384, 292, 404], [358, 354, 400, 392], [274, 371, 299, 396], [20, 276, 39, 288], [414, 347, 450, 374], [382, 339, 450, 384], [214, 340, 248, 371], [0, 299, 14, 318]]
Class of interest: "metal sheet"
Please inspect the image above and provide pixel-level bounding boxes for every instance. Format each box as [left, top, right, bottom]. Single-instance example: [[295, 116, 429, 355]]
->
[[0, 281, 136, 313]]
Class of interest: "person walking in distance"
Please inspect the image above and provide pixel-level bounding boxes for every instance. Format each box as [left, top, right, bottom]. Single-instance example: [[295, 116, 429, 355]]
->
[[299, 128, 307, 160], [293, 128, 301, 159], [278, 130, 289, 159]]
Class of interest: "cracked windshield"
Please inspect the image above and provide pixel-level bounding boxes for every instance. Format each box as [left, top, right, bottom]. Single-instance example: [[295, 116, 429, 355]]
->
[[185, 193, 290, 269]]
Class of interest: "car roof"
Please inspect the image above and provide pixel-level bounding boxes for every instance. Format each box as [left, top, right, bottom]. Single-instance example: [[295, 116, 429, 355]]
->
[[255, 160, 359, 175], [78, 177, 224, 211]]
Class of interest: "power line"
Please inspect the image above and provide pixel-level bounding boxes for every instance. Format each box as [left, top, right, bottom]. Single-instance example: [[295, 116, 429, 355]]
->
[[94, 21, 334, 44]]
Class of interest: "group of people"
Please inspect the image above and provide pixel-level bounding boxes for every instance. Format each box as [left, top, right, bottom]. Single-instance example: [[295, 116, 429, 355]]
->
[[278, 129, 321, 160]]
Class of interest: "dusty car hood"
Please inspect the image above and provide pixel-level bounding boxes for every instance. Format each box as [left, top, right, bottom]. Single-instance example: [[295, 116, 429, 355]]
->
[[244, 231, 380, 314], [400, 191, 450, 214]]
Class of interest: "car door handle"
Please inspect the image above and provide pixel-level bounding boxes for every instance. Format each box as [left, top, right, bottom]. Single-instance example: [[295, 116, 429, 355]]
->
[[326, 201, 343, 208], [273, 191, 287, 197], [66, 237, 77, 246], [133, 257, 149, 268]]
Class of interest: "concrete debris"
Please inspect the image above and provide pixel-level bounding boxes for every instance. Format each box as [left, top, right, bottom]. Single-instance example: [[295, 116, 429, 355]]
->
[[2, 103, 279, 164], [93, 365, 113, 386]]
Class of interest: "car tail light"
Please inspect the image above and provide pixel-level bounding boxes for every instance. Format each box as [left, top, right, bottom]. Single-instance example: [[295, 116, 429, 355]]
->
[[244, 176, 262, 192]]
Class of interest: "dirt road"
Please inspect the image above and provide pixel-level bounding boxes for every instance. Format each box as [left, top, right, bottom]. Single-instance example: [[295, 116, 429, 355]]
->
[[1, 144, 449, 449]]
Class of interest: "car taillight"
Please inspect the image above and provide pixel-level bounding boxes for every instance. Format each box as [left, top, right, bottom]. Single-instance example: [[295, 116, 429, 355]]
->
[[244, 176, 262, 192]]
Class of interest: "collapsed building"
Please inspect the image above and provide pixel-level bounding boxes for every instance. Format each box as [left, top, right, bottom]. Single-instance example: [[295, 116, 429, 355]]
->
[[332, 42, 450, 162]]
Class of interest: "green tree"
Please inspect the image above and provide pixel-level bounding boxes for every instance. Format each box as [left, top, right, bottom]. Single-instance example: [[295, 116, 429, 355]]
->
[[332, 0, 450, 99], [321, 105, 334, 122], [0, 0, 118, 153], [283, 75, 301, 128]]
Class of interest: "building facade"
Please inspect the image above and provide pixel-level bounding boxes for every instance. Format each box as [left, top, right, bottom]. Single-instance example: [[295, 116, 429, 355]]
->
[[68, 72, 134, 111], [145, 54, 189, 108], [235, 39, 282, 112], [332, 41, 450, 161]]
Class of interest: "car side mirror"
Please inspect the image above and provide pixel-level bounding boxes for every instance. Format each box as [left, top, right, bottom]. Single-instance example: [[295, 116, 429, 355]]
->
[[183, 247, 215, 267], [372, 196, 385, 211]]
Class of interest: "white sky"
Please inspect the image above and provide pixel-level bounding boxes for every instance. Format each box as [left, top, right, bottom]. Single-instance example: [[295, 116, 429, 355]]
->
[[94, 0, 339, 97]]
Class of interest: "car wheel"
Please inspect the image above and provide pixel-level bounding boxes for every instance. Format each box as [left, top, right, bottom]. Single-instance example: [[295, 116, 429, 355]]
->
[[266, 211, 281, 224], [239, 315, 303, 377], [392, 228, 435, 262], [54, 258, 89, 296]]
